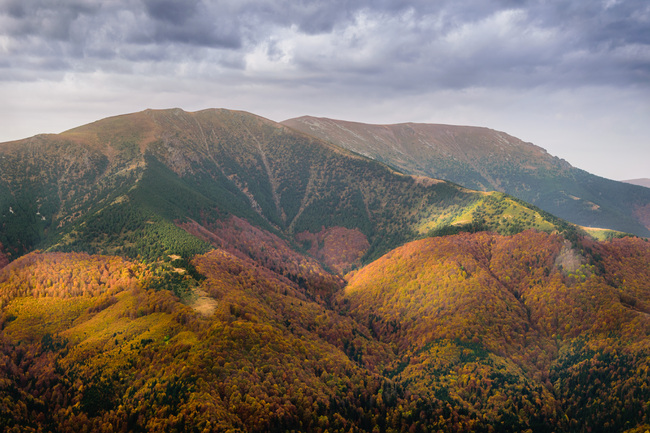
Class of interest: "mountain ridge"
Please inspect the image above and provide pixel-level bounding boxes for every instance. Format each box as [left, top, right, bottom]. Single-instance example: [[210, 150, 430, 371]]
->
[[623, 178, 650, 189], [1, 108, 579, 269], [282, 115, 650, 237]]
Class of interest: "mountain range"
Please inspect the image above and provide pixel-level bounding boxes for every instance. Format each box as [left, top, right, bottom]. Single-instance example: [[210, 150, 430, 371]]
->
[[623, 178, 650, 189], [283, 116, 650, 237], [1, 108, 649, 432]]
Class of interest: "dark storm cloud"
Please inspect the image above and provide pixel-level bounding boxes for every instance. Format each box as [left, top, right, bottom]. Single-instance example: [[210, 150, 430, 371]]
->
[[143, 0, 199, 23], [0, 0, 100, 40], [529, 1, 650, 46], [0, 0, 648, 90], [137, 0, 242, 48], [239, 0, 649, 90]]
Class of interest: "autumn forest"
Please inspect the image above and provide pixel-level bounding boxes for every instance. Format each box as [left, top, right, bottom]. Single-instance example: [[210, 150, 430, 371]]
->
[[1, 108, 649, 432]]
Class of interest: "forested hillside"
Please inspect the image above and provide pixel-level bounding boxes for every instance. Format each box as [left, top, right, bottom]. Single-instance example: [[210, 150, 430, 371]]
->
[[0, 108, 648, 432], [343, 231, 650, 432], [1, 232, 649, 432]]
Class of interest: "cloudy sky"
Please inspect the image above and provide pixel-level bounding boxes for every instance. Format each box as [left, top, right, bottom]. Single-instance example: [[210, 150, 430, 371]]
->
[[1, 0, 649, 180]]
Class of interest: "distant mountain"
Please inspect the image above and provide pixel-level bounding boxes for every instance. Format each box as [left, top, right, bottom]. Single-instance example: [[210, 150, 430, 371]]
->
[[1, 108, 649, 432], [282, 116, 650, 237], [623, 178, 650, 188]]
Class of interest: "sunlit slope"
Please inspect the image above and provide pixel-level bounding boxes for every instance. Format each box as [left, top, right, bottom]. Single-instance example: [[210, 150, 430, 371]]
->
[[3, 231, 649, 432], [283, 116, 650, 237], [342, 231, 650, 432], [0, 249, 395, 432]]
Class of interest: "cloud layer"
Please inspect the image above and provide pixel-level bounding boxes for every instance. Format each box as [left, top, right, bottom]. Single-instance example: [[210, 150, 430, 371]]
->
[[1, 0, 649, 179]]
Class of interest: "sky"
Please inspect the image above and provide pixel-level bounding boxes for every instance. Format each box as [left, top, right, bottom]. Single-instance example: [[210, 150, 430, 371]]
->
[[1, 0, 649, 180]]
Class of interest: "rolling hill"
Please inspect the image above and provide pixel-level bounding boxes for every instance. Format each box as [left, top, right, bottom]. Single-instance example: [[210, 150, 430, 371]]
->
[[2, 231, 649, 432], [1, 108, 649, 432], [342, 230, 650, 432], [282, 116, 650, 237]]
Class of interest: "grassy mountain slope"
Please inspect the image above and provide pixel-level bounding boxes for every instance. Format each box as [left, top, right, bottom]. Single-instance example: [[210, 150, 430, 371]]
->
[[282, 116, 650, 237], [1, 108, 572, 269]]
